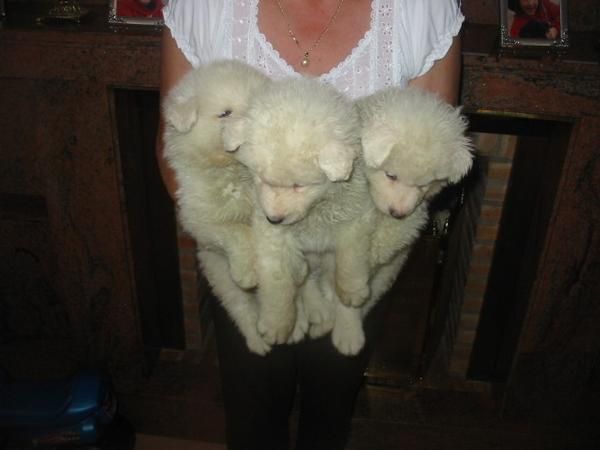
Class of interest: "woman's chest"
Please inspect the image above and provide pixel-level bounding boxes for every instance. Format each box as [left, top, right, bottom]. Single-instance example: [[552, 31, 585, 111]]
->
[[228, 0, 405, 98], [255, 0, 374, 76]]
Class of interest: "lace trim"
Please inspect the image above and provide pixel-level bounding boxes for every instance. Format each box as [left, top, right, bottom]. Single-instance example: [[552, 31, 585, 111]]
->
[[250, 0, 376, 80]]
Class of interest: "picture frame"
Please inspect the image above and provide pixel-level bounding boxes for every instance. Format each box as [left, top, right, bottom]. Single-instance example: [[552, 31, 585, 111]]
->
[[499, 0, 568, 49], [108, 0, 166, 26]]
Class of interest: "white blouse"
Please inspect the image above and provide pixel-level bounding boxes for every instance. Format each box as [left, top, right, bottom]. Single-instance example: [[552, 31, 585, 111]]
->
[[163, 0, 464, 99]]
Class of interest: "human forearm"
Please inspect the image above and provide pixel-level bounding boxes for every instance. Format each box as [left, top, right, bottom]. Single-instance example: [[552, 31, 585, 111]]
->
[[408, 36, 462, 106]]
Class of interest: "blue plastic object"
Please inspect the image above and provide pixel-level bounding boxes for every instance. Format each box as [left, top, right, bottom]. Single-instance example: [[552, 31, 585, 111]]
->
[[0, 371, 117, 448]]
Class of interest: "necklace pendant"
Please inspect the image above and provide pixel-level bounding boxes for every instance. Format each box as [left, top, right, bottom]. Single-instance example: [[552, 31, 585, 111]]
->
[[301, 52, 310, 67], [277, 0, 346, 70]]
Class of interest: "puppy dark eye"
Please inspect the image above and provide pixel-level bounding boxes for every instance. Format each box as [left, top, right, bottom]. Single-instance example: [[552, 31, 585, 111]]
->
[[293, 184, 304, 191], [385, 171, 397, 181], [218, 110, 232, 118]]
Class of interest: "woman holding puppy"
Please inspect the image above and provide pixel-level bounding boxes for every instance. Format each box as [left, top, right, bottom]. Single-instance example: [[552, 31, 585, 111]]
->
[[156, 1, 463, 449]]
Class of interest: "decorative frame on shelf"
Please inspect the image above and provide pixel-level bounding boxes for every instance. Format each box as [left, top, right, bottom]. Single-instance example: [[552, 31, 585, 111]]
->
[[499, 0, 568, 50], [108, 0, 166, 26]]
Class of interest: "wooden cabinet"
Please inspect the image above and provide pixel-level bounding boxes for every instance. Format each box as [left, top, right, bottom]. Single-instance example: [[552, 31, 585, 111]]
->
[[0, 7, 163, 388]]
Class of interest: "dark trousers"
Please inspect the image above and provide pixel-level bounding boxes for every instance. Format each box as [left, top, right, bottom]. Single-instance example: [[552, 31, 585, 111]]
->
[[211, 297, 385, 450]]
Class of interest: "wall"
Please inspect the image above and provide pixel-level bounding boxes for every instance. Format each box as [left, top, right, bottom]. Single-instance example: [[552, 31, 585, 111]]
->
[[5, 0, 600, 30]]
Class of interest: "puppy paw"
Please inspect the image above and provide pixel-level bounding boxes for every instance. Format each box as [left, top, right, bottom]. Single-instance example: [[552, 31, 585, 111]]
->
[[331, 321, 365, 356], [308, 319, 335, 339], [257, 310, 296, 345], [287, 300, 308, 344], [306, 303, 332, 326], [288, 314, 308, 344], [245, 334, 272, 356], [336, 281, 370, 308], [304, 297, 334, 338]]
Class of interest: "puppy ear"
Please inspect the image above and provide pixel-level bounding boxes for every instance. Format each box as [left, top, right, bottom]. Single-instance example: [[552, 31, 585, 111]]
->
[[162, 91, 200, 133], [318, 141, 356, 181], [444, 111, 474, 183], [446, 137, 474, 184], [361, 127, 393, 169], [222, 116, 248, 153]]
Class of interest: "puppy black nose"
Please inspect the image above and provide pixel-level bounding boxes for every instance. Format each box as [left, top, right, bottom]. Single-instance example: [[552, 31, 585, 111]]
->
[[267, 216, 284, 225], [389, 208, 406, 219]]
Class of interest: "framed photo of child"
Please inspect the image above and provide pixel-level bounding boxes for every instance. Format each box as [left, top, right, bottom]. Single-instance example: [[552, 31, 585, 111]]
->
[[500, 0, 568, 49], [109, 0, 166, 26]]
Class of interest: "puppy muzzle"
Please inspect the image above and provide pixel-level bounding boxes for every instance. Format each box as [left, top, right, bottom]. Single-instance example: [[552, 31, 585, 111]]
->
[[388, 207, 408, 219], [266, 215, 285, 225]]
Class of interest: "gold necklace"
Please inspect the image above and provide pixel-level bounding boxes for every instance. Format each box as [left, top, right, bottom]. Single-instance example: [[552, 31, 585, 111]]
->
[[274, 0, 346, 67]]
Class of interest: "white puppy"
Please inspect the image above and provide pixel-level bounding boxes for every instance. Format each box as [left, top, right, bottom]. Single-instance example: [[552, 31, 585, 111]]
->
[[359, 87, 473, 220], [162, 60, 272, 355], [224, 77, 373, 345], [325, 87, 474, 355]]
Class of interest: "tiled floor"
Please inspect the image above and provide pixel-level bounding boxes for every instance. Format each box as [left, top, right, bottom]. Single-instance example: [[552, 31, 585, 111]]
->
[[122, 358, 600, 450], [135, 434, 225, 450], [120, 340, 600, 450]]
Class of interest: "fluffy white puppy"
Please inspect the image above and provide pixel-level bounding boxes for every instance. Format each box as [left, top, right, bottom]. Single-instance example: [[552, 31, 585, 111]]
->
[[360, 87, 473, 219], [325, 87, 474, 355], [224, 77, 373, 345], [162, 60, 272, 355]]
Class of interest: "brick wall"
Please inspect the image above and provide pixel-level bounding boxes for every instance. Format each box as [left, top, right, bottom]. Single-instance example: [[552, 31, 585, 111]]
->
[[175, 230, 203, 349], [442, 133, 518, 377]]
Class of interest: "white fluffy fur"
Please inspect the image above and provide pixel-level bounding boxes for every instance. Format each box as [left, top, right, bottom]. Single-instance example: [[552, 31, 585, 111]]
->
[[360, 87, 473, 218], [164, 62, 472, 356], [224, 77, 374, 345], [162, 60, 272, 355], [317, 87, 474, 355]]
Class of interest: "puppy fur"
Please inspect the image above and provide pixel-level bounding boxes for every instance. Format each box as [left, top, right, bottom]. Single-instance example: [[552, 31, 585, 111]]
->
[[162, 60, 272, 355], [323, 87, 474, 355], [224, 77, 374, 345]]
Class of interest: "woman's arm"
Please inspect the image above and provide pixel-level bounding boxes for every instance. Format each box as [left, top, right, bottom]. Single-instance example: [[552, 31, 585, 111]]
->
[[408, 36, 462, 106], [156, 27, 193, 199]]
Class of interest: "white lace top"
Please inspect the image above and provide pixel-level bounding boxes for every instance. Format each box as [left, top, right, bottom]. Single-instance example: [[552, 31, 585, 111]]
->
[[163, 0, 464, 99]]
